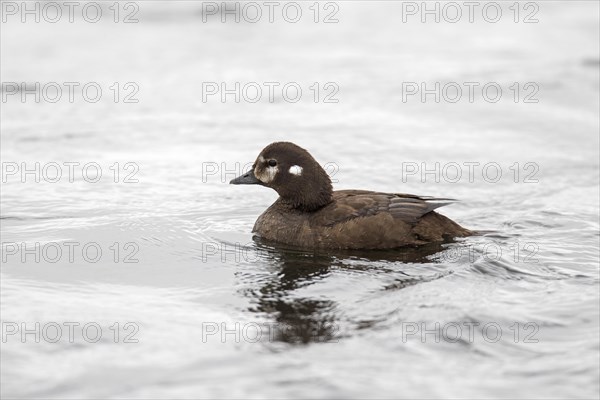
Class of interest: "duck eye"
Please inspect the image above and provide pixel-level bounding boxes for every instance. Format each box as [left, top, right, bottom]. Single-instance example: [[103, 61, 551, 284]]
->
[[268, 160, 277, 167]]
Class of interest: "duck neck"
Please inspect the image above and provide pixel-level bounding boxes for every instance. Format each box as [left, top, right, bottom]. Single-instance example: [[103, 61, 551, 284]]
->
[[279, 181, 333, 212]]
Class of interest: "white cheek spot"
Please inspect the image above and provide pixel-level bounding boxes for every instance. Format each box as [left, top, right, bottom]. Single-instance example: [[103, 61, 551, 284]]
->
[[289, 165, 303, 176], [256, 166, 278, 183], [266, 166, 278, 181]]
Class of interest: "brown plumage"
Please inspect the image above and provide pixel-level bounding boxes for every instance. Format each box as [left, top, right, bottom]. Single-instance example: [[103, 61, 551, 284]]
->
[[230, 142, 472, 250]]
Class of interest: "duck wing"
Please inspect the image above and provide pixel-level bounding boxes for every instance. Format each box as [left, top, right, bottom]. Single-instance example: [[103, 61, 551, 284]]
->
[[315, 190, 458, 226]]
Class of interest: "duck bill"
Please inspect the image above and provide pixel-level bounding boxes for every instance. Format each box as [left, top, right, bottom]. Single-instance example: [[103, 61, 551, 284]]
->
[[230, 169, 261, 185]]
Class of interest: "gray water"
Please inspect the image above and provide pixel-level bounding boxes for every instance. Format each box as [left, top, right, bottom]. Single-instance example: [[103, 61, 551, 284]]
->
[[1, 1, 599, 399]]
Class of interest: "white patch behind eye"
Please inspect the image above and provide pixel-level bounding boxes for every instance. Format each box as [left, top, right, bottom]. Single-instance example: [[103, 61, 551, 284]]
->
[[289, 165, 303, 176]]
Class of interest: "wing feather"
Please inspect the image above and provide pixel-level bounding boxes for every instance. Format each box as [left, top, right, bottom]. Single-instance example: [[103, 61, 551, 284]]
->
[[314, 190, 458, 226]]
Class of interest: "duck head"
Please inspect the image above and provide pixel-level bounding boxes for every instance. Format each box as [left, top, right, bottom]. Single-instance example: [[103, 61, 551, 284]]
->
[[230, 142, 333, 211]]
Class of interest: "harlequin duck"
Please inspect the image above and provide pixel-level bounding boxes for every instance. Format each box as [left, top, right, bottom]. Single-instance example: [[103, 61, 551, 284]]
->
[[230, 142, 472, 250]]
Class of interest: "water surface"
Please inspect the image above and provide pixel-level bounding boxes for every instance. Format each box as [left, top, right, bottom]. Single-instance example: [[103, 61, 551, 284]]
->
[[1, 2, 599, 398]]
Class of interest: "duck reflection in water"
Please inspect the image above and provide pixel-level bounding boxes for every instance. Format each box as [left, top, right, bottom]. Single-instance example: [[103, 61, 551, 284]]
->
[[239, 238, 453, 345]]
